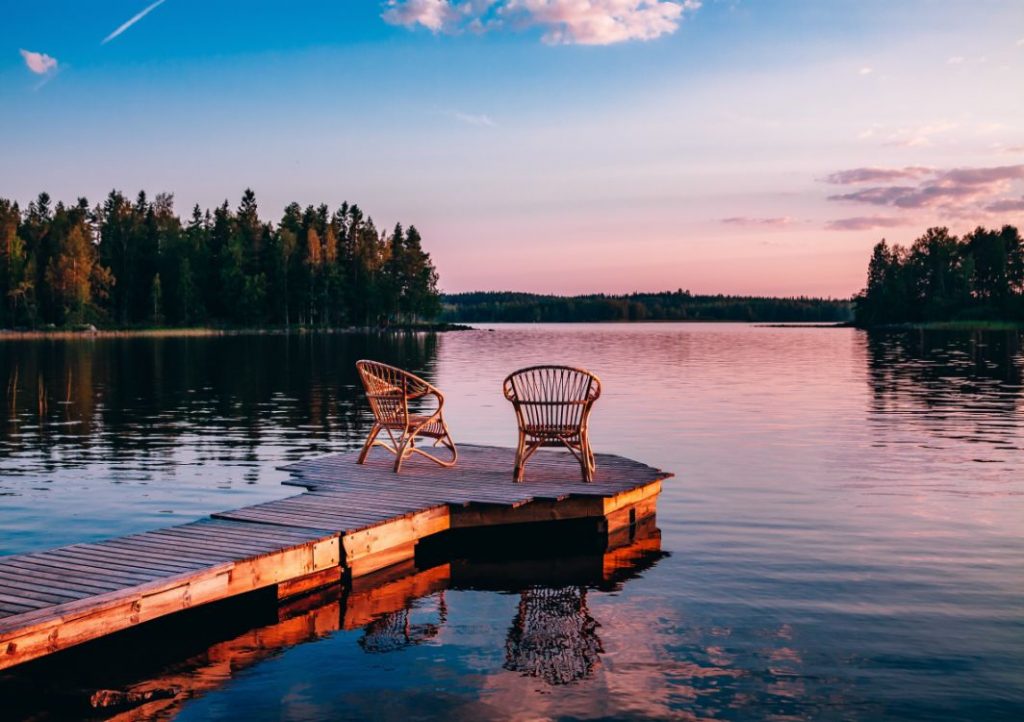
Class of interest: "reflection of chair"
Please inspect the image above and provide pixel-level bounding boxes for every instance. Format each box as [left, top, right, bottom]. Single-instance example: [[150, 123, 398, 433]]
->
[[504, 586, 603, 685], [358, 592, 448, 653], [503, 365, 602, 482], [356, 360, 457, 473]]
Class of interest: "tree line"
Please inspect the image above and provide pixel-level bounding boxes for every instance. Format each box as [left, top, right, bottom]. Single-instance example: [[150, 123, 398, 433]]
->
[[854, 225, 1024, 326], [0, 190, 441, 329], [442, 290, 852, 323]]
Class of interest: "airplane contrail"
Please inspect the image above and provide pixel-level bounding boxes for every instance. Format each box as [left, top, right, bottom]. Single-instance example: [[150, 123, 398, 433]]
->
[[102, 0, 168, 44]]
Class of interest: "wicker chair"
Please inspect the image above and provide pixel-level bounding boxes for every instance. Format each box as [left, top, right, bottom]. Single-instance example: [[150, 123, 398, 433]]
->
[[355, 360, 457, 473], [503, 365, 602, 483]]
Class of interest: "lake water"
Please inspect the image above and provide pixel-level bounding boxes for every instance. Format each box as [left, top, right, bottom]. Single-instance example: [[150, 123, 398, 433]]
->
[[1, 324, 1022, 720]]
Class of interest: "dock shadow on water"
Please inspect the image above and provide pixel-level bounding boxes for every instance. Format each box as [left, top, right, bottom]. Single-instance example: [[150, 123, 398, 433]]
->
[[1, 519, 668, 721]]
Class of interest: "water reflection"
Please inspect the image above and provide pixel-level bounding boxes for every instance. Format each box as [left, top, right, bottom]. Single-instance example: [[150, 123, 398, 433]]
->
[[359, 592, 448, 654], [867, 329, 1022, 417], [504, 586, 602, 686], [0, 332, 442, 554], [866, 328, 1023, 454], [1, 333, 440, 466], [1, 522, 666, 720], [1, 325, 1023, 720]]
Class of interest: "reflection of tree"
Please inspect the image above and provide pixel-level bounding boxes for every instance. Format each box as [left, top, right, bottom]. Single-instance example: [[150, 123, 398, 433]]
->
[[358, 592, 447, 654], [866, 329, 1022, 443], [0, 331, 441, 474], [503, 586, 603, 686]]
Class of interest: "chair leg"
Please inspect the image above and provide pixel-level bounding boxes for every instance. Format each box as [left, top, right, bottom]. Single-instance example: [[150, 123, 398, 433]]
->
[[580, 432, 595, 482], [394, 433, 411, 473], [513, 431, 526, 482], [358, 425, 382, 464]]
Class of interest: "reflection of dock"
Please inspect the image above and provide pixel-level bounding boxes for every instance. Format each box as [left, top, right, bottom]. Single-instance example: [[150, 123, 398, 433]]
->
[[4, 522, 665, 719], [0, 445, 669, 671]]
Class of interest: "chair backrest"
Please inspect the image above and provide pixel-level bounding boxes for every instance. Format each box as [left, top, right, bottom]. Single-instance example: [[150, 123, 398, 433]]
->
[[503, 365, 601, 431], [356, 360, 428, 427]]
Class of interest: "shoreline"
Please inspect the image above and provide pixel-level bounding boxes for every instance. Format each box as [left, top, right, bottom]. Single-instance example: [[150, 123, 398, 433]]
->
[[0, 323, 474, 341], [853, 320, 1024, 332]]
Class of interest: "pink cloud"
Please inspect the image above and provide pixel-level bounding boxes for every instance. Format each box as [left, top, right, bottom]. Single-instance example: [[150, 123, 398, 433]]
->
[[825, 216, 906, 231], [382, 0, 458, 31], [942, 164, 1024, 185], [19, 49, 57, 75], [824, 167, 932, 185], [382, 0, 699, 44], [720, 216, 794, 227], [826, 164, 1024, 211], [985, 196, 1024, 213], [509, 0, 698, 45]]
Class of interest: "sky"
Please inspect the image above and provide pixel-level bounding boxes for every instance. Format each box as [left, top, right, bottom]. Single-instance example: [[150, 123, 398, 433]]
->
[[2, 0, 1023, 297]]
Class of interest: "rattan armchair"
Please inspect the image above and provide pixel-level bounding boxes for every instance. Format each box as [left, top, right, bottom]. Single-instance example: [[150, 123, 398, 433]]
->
[[355, 360, 457, 473], [503, 365, 602, 483]]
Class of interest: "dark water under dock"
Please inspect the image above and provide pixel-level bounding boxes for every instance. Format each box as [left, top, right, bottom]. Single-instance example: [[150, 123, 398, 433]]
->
[[1, 324, 1023, 720]]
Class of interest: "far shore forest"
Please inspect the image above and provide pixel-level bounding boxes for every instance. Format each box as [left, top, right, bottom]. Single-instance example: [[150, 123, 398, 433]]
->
[[0, 190, 1020, 330]]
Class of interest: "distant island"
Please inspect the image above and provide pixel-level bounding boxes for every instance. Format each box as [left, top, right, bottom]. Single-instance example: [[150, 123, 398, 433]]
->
[[854, 224, 1023, 328], [442, 291, 852, 323], [0, 190, 441, 330]]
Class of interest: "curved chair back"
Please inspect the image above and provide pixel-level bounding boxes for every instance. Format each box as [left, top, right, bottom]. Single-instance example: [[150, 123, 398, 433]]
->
[[503, 365, 601, 435], [356, 360, 420, 428]]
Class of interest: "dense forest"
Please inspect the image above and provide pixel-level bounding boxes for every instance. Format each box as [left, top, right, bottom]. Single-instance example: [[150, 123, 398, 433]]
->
[[441, 291, 852, 323], [0, 190, 441, 329], [854, 225, 1024, 326]]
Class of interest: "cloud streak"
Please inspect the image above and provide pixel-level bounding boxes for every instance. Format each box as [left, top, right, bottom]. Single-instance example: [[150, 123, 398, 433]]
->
[[452, 111, 496, 127], [986, 196, 1024, 213], [825, 216, 906, 231], [382, 0, 700, 45], [824, 164, 1024, 222], [19, 49, 58, 75], [824, 167, 932, 185], [102, 0, 168, 44], [720, 216, 794, 228]]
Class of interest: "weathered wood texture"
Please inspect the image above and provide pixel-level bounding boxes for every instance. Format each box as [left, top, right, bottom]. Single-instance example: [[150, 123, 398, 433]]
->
[[0, 444, 670, 671]]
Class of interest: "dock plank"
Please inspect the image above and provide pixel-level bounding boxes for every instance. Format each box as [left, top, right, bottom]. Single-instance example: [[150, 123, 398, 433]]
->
[[0, 444, 669, 671]]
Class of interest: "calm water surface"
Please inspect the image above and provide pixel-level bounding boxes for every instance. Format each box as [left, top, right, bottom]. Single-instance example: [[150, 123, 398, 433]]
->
[[1, 324, 1022, 720]]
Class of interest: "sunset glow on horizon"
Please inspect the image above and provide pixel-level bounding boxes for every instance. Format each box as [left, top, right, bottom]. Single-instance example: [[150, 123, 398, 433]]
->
[[3, 1, 1023, 297]]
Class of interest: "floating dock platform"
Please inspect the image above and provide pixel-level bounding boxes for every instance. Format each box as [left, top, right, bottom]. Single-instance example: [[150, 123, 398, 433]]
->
[[0, 444, 670, 671]]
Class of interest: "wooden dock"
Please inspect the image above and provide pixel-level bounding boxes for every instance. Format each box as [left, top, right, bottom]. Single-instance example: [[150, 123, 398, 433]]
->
[[0, 444, 670, 671]]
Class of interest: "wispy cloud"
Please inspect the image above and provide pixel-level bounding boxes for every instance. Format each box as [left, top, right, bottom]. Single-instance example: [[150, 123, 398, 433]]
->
[[824, 167, 932, 185], [382, 0, 701, 45], [720, 216, 794, 228], [882, 121, 958, 148], [825, 164, 1024, 218], [19, 48, 58, 75], [825, 216, 906, 231], [102, 0, 168, 44], [383, 0, 456, 31], [985, 196, 1024, 213], [858, 66, 873, 75], [452, 111, 496, 127]]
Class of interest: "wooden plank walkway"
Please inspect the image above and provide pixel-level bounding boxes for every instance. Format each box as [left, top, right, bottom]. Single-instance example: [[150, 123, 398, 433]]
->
[[0, 444, 670, 670]]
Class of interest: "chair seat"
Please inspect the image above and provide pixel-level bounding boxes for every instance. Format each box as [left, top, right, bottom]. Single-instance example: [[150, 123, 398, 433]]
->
[[522, 425, 582, 438], [356, 360, 458, 472], [503, 364, 602, 483], [379, 414, 448, 437]]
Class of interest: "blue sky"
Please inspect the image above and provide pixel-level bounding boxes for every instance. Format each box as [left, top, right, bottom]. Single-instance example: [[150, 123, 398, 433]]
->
[[3, 1, 1023, 295]]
